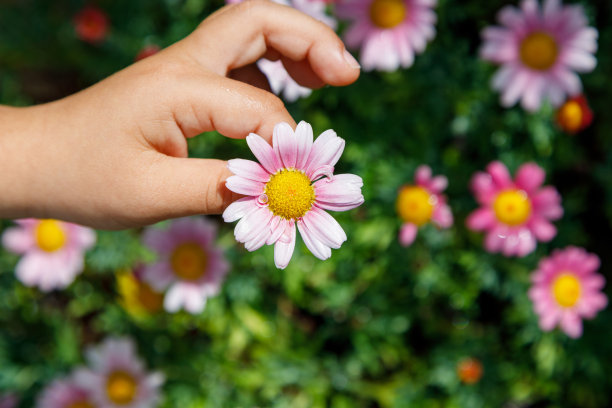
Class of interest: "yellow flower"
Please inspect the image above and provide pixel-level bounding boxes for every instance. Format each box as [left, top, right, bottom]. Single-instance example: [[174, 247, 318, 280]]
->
[[117, 269, 164, 318]]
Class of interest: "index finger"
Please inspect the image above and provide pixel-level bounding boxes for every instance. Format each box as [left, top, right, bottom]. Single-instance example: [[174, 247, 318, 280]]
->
[[181, 0, 360, 85]]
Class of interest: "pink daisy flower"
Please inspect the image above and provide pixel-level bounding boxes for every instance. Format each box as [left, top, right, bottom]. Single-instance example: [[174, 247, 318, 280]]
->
[[466, 161, 563, 257], [36, 376, 95, 408], [223, 121, 364, 269], [1, 219, 96, 291], [396, 165, 453, 246], [480, 0, 598, 111], [75, 338, 164, 408], [336, 0, 437, 72], [227, 0, 336, 102], [141, 217, 229, 314], [528, 246, 607, 338]]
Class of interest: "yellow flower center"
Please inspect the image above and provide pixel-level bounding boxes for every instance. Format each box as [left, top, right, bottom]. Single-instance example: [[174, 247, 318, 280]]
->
[[557, 100, 583, 133], [264, 169, 315, 220], [369, 0, 407, 29], [106, 371, 137, 405], [67, 402, 95, 408], [170, 243, 208, 281], [396, 186, 435, 226], [35, 219, 67, 252], [493, 189, 532, 226], [552, 273, 581, 308], [520, 32, 558, 71]]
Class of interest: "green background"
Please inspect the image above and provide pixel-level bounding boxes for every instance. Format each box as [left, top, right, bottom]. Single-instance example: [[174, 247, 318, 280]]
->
[[1, 0, 611, 406]]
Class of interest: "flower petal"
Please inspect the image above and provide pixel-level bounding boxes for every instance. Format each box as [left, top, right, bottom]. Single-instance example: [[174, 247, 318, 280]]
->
[[399, 223, 418, 247], [246, 133, 282, 174], [223, 197, 258, 223], [274, 222, 296, 269], [2, 226, 34, 254], [515, 162, 545, 193], [302, 208, 347, 249], [466, 208, 496, 231], [225, 176, 265, 196], [305, 130, 345, 177], [228, 159, 271, 182], [273, 122, 298, 169], [295, 121, 314, 169], [297, 220, 331, 260]]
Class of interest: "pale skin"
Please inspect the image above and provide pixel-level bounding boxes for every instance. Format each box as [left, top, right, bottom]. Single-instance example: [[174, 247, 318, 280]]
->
[[0, 1, 360, 229]]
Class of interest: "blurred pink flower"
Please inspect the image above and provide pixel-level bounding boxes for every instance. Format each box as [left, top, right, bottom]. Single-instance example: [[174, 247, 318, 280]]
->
[[223, 121, 364, 269], [36, 376, 94, 408], [528, 246, 607, 338], [466, 162, 562, 257], [227, 0, 336, 102], [480, 0, 597, 112], [336, 0, 437, 71], [75, 337, 164, 408], [396, 165, 452, 247], [74, 6, 109, 44], [142, 217, 229, 314], [2, 219, 96, 291]]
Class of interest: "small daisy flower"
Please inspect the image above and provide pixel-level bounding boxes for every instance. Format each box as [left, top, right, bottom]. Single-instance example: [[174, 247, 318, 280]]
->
[[76, 338, 163, 408], [336, 0, 437, 72], [456, 357, 483, 385], [466, 161, 562, 257], [141, 217, 229, 314], [223, 121, 364, 269], [74, 6, 109, 44], [36, 376, 95, 408], [480, 0, 598, 112], [396, 165, 453, 247], [528, 246, 607, 338], [227, 0, 336, 102], [556, 94, 593, 134], [2, 219, 96, 291], [117, 266, 164, 318]]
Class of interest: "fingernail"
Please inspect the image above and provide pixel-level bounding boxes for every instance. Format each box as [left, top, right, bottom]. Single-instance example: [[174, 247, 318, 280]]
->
[[343, 49, 360, 69]]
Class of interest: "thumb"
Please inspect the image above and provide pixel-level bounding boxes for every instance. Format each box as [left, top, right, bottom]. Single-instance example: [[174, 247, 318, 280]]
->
[[141, 154, 238, 221]]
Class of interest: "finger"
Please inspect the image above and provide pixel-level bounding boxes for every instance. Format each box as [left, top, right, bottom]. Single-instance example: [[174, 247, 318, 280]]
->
[[166, 71, 295, 143], [229, 63, 272, 92], [281, 57, 326, 89], [182, 0, 360, 86], [141, 154, 238, 219]]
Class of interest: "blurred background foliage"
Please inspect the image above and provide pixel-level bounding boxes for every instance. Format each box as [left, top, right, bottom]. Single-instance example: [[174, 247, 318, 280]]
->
[[1, 0, 612, 406]]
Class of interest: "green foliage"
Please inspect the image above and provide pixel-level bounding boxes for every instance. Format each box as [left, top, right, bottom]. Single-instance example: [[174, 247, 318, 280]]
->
[[1, 0, 612, 407]]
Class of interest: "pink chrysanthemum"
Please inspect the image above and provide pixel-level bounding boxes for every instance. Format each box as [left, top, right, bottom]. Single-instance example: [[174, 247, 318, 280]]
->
[[36, 376, 95, 408], [336, 0, 437, 71], [75, 338, 164, 408], [528, 246, 607, 338], [1, 219, 96, 291], [227, 0, 336, 102], [480, 0, 598, 111], [223, 121, 364, 269], [396, 165, 453, 246], [466, 161, 562, 257], [141, 217, 229, 314]]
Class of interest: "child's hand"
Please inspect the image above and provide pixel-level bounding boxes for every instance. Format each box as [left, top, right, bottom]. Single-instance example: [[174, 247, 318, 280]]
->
[[0, 0, 360, 229]]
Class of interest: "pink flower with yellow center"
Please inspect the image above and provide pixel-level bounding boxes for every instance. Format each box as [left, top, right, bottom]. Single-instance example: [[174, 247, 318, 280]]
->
[[336, 0, 437, 71], [396, 165, 452, 246], [466, 161, 562, 257], [480, 0, 598, 112], [2, 219, 96, 292], [223, 121, 364, 269], [75, 338, 164, 408], [36, 376, 95, 408], [556, 94, 593, 134], [141, 217, 229, 314], [528, 246, 607, 338]]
